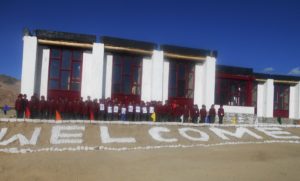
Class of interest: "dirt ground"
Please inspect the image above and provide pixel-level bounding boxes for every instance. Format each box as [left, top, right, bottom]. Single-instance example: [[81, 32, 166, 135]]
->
[[1, 121, 300, 181], [0, 143, 299, 181]]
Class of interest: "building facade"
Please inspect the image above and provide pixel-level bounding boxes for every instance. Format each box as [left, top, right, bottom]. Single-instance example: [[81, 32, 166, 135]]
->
[[21, 29, 300, 119]]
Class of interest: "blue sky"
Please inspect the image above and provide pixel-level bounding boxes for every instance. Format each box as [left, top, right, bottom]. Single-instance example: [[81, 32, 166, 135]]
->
[[0, 0, 299, 79]]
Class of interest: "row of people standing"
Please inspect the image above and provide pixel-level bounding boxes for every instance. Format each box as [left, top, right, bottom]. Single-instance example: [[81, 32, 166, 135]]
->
[[15, 94, 225, 123]]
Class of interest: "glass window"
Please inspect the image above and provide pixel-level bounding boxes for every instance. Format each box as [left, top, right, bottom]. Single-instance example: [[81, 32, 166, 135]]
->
[[124, 61, 131, 75], [113, 66, 121, 83], [111, 54, 142, 96], [49, 80, 59, 89], [113, 84, 121, 93], [215, 78, 250, 106], [71, 82, 80, 91], [73, 50, 82, 60], [178, 80, 185, 97], [51, 49, 60, 58], [62, 50, 71, 69], [124, 76, 131, 94], [168, 60, 195, 98], [49, 48, 82, 92], [61, 71, 70, 90], [72, 62, 81, 79], [50, 60, 60, 78]]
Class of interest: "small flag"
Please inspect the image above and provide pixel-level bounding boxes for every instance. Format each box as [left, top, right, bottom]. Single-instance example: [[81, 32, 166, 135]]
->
[[151, 112, 156, 122], [25, 107, 30, 119], [55, 110, 62, 121]]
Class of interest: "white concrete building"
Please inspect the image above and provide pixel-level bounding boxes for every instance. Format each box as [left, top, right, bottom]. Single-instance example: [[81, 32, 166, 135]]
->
[[21, 29, 300, 119]]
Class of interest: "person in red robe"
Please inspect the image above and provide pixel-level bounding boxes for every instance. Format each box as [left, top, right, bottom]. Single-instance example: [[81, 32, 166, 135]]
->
[[39, 95, 48, 119], [15, 94, 23, 118], [78, 97, 86, 120]]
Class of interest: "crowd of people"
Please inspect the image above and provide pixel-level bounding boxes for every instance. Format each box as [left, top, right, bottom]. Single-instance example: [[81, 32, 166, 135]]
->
[[14, 94, 225, 123]]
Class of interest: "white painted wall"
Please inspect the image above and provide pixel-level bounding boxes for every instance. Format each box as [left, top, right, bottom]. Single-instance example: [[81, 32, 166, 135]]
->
[[151, 50, 164, 102], [215, 105, 255, 114], [105, 54, 113, 98], [194, 63, 204, 106], [203, 56, 216, 107], [162, 61, 169, 103], [21, 36, 38, 97], [141, 58, 152, 102], [289, 82, 300, 119], [39, 48, 50, 98]]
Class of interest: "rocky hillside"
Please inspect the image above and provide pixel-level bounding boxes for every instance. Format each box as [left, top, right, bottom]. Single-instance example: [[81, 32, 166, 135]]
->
[[0, 74, 20, 107]]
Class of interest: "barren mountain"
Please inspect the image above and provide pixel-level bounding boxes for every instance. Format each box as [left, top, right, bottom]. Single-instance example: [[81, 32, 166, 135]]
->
[[0, 74, 20, 107]]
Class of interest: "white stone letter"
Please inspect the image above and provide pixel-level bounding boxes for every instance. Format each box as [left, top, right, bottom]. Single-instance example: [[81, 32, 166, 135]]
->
[[148, 127, 177, 142], [0, 127, 41, 146], [50, 125, 85, 144], [210, 127, 262, 140], [178, 127, 209, 141], [100, 126, 136, 143], [256, 127, 300, 139]]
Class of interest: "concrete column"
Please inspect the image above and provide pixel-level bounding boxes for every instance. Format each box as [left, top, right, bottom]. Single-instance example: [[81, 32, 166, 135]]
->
[[21, 36, 38, 97], [141, 58, 152, 102], [91, 43, 104, 99], [39, 48, 50, 98], [193, 63, 204, 106], [81, 52, 93, 100], [257, 79, 274, 117], [105, 54, 113, 98], [257, 83, 264, 117], [162, 60, 169, 103], [296, 82, 300, 119], [151, 50, 164, 101], [203, 56, 216, 107], [289, 82, 300, 119], [80, 44, 105, 100], [265, 79, 274, 117]]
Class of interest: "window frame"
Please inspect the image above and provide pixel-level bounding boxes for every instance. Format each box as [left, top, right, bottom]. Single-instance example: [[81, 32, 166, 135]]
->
[[111, 53, 143, 103], [215, 73, 253, 107], [168, 59, 195, 106], [48, 47, 83, 100], [273, 83, 289, 118]]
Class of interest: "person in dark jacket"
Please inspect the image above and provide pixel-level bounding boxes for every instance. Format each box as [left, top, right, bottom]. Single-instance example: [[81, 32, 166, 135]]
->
[[127, 102, 134, 121], [218, 105, 225, 124], [200, 105, 207, 123], [209, 104, 216, 123]]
